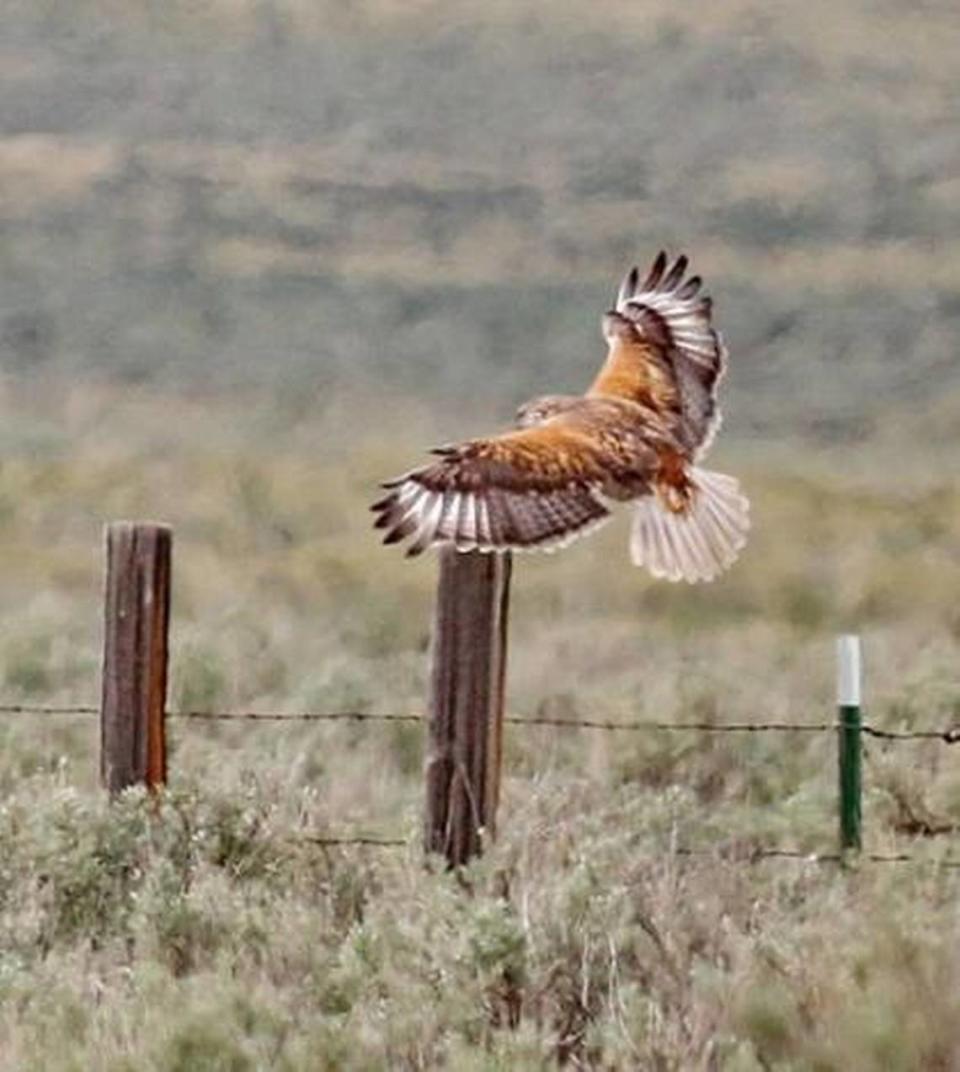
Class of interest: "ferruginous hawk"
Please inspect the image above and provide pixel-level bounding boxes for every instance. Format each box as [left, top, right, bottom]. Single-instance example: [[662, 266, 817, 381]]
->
[[371, 252, 749, 582]]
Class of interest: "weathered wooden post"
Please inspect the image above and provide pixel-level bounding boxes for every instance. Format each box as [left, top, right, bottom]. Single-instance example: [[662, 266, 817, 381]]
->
[[837, 634, 863, 852], [424, 549, 512, 866], [100, 522, 172, 794]]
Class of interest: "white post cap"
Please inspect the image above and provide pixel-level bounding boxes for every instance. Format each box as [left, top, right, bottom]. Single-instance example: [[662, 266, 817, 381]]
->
[[837, 634, 861, 706]]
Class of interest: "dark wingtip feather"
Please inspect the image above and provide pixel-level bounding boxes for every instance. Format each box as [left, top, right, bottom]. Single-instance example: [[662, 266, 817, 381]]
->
[[616, 265, 640, 306], [641, 251, 668, 291], [662, 254, 689, 291], [370, 493, 396, 512], [677, 275, 701, 300]]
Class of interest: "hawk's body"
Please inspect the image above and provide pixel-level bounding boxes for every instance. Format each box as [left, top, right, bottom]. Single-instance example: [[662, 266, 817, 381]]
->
[[372, 253, 750, 582]]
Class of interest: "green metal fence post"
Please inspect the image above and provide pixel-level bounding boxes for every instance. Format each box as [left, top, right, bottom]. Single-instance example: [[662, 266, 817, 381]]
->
[[837, 634, 862, 852]]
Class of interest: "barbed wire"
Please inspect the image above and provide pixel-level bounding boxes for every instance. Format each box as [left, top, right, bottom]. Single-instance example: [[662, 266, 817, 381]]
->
[[2, 702, 960, 743], [296, 833, 408, 847], [674, 846, 960, 867], [513, 716, 835, 733], [862, 725, 960, 744], [293, 835, 960, 868], [0, 704, 99, 716], [175, 711, 841, 733], [175, 709, 420, 724]]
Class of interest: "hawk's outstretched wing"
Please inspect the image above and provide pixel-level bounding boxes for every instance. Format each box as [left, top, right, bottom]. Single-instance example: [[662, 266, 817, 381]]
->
[[588, 251, 726, 459], [371, 408, 654, 556]]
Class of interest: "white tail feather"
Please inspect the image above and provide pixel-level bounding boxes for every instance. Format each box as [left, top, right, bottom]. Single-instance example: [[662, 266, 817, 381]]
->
[[630, 467, 750, 582]]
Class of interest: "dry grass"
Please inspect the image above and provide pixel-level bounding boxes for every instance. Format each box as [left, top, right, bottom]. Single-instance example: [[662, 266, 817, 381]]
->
[[0, 380, 958, 1067]]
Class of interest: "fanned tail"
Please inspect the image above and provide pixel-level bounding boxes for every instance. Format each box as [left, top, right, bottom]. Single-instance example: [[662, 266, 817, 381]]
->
[[630, 466, 750, 583]]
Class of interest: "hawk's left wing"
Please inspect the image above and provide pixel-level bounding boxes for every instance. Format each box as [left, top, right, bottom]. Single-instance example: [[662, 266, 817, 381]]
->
[[371, 417, 629, 557], [588, 252, 727, 459]]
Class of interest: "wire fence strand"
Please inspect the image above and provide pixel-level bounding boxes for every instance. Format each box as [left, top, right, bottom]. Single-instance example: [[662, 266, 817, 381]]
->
[[292, 836, 960, 868], [173, 711, 842, 732], [0, 704, 99, 716], [3, 702, 960, 743], [673, 846, 952, 865], [174, 709, 421, 724], [297, 834, 409, 848], [862, 725, 960, 744], [509, 716, 836, 733]]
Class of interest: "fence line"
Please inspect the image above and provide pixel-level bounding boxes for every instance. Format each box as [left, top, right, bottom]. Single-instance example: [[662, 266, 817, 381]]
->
[[4, 702, 959, 743], [9, 708, 960, 864], [3, 521, 959, 868]]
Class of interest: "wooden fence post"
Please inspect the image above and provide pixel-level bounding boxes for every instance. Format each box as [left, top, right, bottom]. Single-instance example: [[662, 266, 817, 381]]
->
[[100, 522, 172, 794], [837, 634, 863, 852], [424, 548, 512, 867]]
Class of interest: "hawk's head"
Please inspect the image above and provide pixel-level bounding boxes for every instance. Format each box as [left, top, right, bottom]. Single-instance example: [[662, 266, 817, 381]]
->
[[515, 394, 581, 428], [602, 309, 640, 344]]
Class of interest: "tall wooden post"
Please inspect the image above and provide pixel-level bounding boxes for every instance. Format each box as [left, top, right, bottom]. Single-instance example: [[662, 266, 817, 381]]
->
[[100, 522, 172, 794], [424, 549, 512, 866]]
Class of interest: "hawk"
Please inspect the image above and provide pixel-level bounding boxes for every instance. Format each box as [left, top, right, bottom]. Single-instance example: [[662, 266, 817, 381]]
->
[[371, 252, 749, 582]]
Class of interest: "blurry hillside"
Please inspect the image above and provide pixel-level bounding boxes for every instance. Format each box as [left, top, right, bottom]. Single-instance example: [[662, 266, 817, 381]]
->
[[1, 0, 958, 446]]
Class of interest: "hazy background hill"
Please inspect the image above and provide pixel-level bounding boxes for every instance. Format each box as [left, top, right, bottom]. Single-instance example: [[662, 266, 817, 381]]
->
[[2, 0, 959, 444]]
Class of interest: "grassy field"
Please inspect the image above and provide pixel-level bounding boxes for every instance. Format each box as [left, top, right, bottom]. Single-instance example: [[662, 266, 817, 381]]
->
[[2, 0, 960, 1067], [0, 380, 959, 1068]]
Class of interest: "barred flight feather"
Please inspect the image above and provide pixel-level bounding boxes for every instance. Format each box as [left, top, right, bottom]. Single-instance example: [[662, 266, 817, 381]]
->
[[371, 474, 612, 557]]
